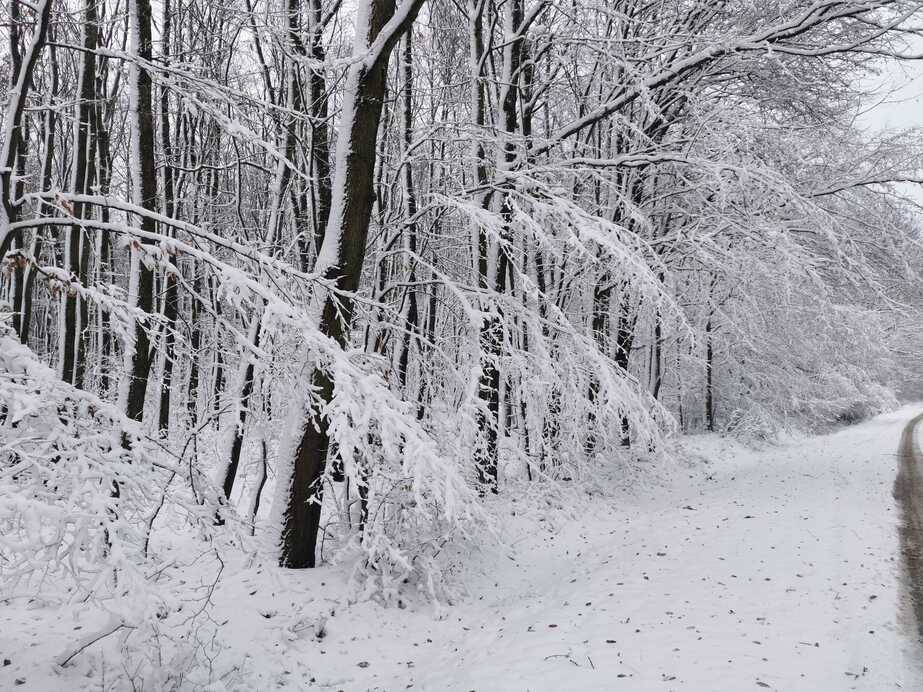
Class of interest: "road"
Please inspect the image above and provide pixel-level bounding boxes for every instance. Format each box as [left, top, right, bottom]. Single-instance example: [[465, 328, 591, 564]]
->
[[895, 411, 923, 642]]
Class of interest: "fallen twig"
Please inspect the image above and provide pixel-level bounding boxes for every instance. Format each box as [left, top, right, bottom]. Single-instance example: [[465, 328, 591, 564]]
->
[[55, 617, 136, 668]]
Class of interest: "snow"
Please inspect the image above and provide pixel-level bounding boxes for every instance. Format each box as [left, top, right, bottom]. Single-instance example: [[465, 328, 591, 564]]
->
[[3, 407, 922, 690]]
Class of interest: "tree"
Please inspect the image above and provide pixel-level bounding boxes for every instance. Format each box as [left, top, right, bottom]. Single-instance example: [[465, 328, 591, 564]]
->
[[277, 0, 426, 569]]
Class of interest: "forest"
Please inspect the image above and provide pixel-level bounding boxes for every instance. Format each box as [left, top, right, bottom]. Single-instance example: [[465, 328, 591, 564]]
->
[[3, 0, 923, 688]]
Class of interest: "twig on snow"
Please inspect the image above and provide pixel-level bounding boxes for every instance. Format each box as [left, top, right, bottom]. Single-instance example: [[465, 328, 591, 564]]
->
[[55, 617, 136, 668]]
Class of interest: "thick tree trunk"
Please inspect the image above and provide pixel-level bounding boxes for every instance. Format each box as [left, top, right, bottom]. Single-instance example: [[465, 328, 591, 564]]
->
[[278, 0, 424, 569], [474, 0, 527, 491], [124, 0, 159, 423], [10, 118, 27, 340], [210, 272, 225, 422], [61, 0, 98, 389], [467, 0, 500, 490]]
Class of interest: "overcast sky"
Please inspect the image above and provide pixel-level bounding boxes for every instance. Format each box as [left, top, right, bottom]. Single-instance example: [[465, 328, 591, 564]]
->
[[855, 55, 923, 206], [859, 57, 923, 132]]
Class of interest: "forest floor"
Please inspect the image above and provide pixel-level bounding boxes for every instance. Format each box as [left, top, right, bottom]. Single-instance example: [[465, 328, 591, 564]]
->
[[4, 406, 923, 691]]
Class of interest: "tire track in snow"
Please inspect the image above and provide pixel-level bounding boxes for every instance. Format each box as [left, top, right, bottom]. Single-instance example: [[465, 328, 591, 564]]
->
[[894, 411, 923, 642]]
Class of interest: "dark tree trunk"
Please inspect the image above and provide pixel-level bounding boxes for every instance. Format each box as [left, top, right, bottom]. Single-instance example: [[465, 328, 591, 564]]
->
[[125, 0, 159, 423], [10, 119, 27, 340], [93, 64, 115, 393], [6, 0, 25, 339], [615, 289, 637, 446], [308, 0, 332, 254], [19, 66, 58, 346], [61, 0, 98, 388], [586, 279, 611, 453], [279, 0, 424, 569], [158, 0, 179, 436], [396, 29, 420, 392], [250, 435, 269, 535], [468, 0, 498, 490], [221, 319, 261, 501], [705, 315, 714, 432], [651, 309, 663, 401], [210, 272, 225, 422], [0, 0, 53, 310], [475, 0, 528, 490], [187, 263, 202, 423]]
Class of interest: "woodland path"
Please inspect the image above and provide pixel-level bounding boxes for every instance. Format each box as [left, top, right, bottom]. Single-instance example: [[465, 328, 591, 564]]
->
[[395, 408, 923, 691], [350, 408, 923, 690]]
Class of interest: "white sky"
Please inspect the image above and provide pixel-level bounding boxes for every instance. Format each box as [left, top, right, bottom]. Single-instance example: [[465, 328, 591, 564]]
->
[[858, 58, 923, 132], [856, 55, 923, 207]]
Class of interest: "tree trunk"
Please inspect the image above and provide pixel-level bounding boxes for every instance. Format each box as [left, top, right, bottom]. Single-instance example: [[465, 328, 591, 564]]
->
[[158, 0, 179, 436], [187, 262, 202, 423], [396, 29, 420, 392], [586, 279, 611, 453], [651, 309, 663, 401], [61, 0, 98, 389], [0, 0, 53, 272], [220, 316, 261, 504], [615, 289, 636, 446], [705, 315, 714, 432], [308, 0, 332, 254], [20, 38, 57, 346], [278, 0, 424, 569], [93, 62, 115, 393], [124, 0, 159, 423], [210, 272, 225, 422]]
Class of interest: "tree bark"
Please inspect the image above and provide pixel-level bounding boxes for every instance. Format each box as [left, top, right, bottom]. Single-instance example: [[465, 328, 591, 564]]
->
[[93, 60, 115, 393], [475, 0, 526, 491], [278, 0, 424, 569], [0, 0, 53, 274], [62, 0, 98, 389], [124, 0, 159, 423], [307, 0, 332, 254], [705, 314, 714, 432], [396, 29, 420, 392], [158, 0, 179, 436]]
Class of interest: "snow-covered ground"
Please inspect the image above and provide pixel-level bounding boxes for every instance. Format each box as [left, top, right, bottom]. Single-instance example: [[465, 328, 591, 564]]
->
[[4, 406, 922, 691]]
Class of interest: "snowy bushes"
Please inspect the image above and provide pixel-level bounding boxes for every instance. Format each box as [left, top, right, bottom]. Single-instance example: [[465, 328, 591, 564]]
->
[[0, 321, 164, 598], [275, 345, 484, 602]]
